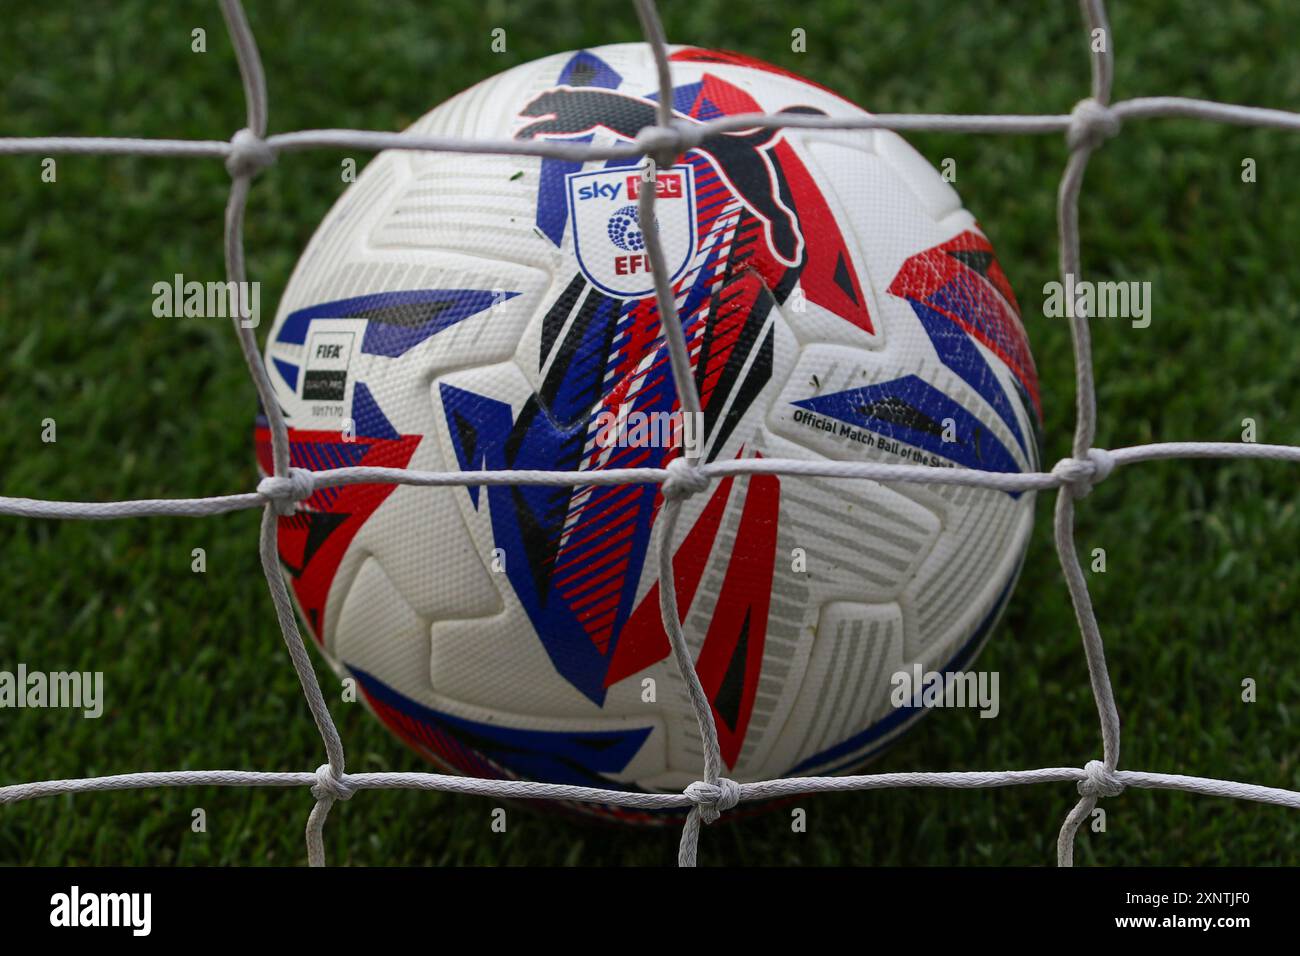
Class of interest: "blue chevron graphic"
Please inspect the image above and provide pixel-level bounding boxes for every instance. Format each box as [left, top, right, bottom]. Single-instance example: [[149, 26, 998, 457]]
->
[[793, 375, 1022, 478]]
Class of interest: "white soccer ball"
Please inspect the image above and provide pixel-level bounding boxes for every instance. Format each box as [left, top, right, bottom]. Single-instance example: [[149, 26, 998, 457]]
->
[[256, 44, 1041, 820]]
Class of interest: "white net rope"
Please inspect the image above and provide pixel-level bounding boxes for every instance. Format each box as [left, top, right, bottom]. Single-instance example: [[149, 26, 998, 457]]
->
[[2, 0, 1298, 867]]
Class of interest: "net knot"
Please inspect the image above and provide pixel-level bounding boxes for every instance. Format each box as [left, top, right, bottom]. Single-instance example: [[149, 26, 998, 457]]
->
[[312, 763, 356, 802], [258, 467, 316, 515], [1067, 98, 1121, 152], [1051, 447, 1114, 497], [662, 457, 710, 501], [635, 122, 688, 169], [1078, 759, 1125, 798], [226, 127, 277, 178], [684, 777, 741, 824]]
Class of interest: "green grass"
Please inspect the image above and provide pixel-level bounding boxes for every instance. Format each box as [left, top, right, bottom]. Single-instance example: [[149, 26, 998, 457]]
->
[[1, 0, 1298, 865]]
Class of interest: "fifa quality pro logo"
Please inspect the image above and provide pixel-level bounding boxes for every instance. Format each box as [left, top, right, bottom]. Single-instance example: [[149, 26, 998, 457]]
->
[[297, 318, 367, 421], [565, 163, 696, 298], [301, 328, 357, 402]]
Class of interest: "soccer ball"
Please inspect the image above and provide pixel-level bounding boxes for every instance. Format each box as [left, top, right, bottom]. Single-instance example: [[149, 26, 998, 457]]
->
[[256, 44, 1041, 820]]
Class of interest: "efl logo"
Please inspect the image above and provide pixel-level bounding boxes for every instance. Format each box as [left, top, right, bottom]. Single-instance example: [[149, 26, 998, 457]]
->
[[566, 163, 696, 299]]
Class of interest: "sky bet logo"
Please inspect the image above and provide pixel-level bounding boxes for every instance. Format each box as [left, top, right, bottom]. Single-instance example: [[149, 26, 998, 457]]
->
[[575, 180, 622, 202], [566, 163, 696, 299], [627, 171, 683, 199], [574, 171, 684, 202]]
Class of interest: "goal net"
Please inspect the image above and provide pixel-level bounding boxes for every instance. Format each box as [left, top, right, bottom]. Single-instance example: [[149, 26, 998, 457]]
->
[[2, 0, 1298, 866]]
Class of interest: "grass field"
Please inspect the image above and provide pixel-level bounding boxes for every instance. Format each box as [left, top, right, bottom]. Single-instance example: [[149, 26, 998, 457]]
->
[[1, 0, 1298, 866]]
